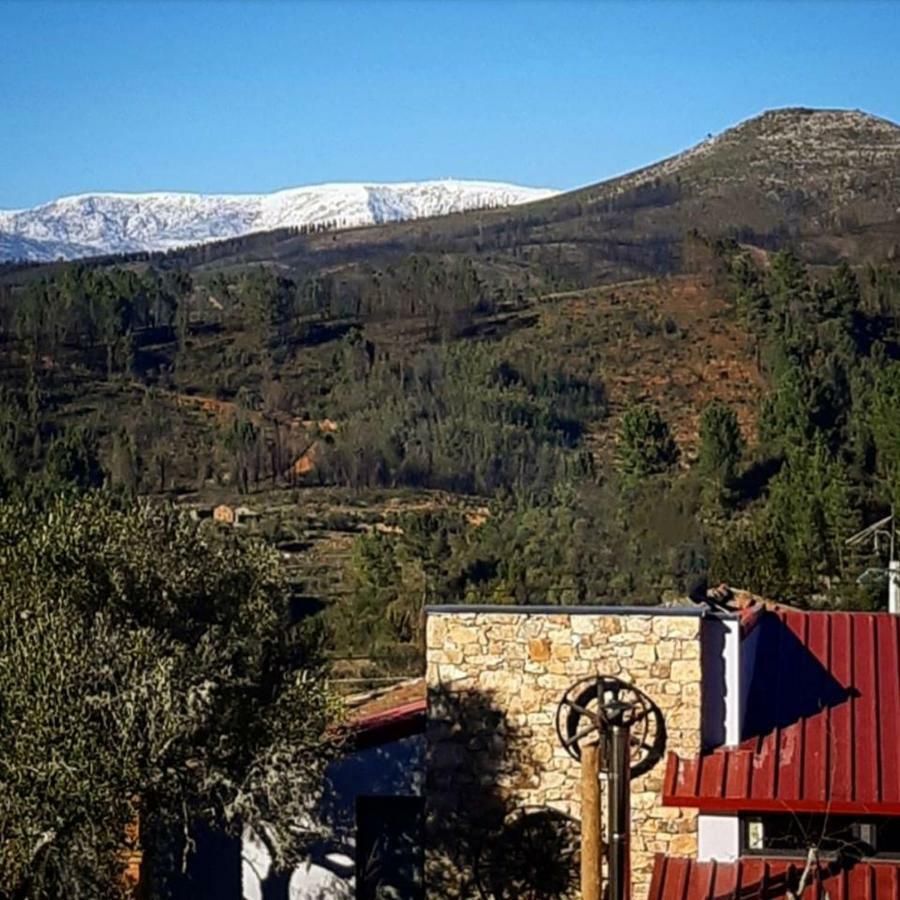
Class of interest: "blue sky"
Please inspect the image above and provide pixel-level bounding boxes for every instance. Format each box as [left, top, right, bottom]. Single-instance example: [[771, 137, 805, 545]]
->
[[2, 0, 899, 209]]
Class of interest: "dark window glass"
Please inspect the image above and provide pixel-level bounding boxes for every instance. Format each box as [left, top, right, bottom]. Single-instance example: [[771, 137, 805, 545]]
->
[[356, 795, 424, 900], [742, 814, 900, 860]]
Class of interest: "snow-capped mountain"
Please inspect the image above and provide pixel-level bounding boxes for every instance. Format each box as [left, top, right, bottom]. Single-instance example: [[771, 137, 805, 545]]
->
[[0, 180, 558, 262]]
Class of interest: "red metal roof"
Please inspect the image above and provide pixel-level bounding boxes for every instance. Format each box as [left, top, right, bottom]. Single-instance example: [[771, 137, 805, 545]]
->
[[325, 679, 427, 751], [664, 609, 900, 814], [647, 854, 900, 900], [351, 698, 426, 750]]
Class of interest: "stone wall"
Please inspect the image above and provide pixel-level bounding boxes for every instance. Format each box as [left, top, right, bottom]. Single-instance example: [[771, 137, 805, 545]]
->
[[425, 610, 704, 899]]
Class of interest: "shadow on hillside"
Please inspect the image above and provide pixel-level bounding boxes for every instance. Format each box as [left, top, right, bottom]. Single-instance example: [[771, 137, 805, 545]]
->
[[426, 683, 580, 899], [734, 455, 782, 504], [293, 320, 357, 349]]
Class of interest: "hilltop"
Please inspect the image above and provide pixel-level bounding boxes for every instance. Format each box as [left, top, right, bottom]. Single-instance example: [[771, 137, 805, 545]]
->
[[5, 108, 896, 282], [122, 107, 896, 286]]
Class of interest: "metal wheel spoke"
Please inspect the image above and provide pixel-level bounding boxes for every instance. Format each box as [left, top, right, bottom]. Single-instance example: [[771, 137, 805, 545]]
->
[[569, 721, 602, 744], [562, 699, 595, 718], [561, 721, 599, 748], [557, 674, 658, 773]]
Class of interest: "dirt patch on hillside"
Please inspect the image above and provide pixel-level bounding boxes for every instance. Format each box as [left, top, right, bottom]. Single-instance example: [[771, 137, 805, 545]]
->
[[534, 275, 765, 464]]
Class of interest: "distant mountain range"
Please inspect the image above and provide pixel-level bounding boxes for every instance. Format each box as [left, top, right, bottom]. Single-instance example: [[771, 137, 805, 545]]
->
[[4, 107, 899, 272], [0, 180, 558, 262], [137, 107, 897, 287]]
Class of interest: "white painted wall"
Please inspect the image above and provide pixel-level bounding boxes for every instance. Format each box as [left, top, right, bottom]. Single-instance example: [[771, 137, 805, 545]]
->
[[700, 616, 742, 749], [697, 616, 743, 862], [241, 734, 424, 900], [722, 618, 741, 746], [698, 813, 741, 862], [242, 830, 353, 900]]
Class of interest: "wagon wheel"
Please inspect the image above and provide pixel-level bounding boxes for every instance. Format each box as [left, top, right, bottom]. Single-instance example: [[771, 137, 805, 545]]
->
[[475, 806, 581, 900], [555, 675, 658, 776]]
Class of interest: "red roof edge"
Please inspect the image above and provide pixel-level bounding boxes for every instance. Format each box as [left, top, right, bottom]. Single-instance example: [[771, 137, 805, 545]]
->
[[648, 854, 900, 900], [663, 744, 900, 815], [348, 698, 426, 751], [739, 601, 766, 637], [664, 791, 900, 816]]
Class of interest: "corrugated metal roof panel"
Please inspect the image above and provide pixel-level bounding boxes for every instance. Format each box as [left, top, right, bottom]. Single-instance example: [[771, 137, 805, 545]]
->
[[647, 854, 900, 900], [665, 609, 900, 814]]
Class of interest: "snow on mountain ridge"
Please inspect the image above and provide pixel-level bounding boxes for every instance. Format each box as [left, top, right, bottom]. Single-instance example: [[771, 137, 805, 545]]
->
[[0, 180, 558, 262]]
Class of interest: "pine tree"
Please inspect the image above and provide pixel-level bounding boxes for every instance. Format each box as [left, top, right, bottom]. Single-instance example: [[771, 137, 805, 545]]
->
[[109, 427, 138, 494], [869, 361, 900, 509], [697, 401, 743, 506], [614, 404, 679, 482], [40, 427, 105, 496], [766, 438, 858, 600]]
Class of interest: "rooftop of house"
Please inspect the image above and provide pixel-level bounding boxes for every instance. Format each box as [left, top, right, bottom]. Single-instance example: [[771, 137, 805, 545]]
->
[[654, 591, 900, 899], [648, 854, 900, 900], [664, 601, 900, 815], [343, 677, 426, 751], [424, 603, 733, 617]]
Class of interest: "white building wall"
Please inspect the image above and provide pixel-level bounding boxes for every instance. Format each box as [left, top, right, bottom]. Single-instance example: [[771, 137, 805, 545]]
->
[[242, 734, 424, 900], [723, 617, 741, 746], [698, 813, 741, 862], [700, 616, 742, 749], [697, 615, 742, 862]]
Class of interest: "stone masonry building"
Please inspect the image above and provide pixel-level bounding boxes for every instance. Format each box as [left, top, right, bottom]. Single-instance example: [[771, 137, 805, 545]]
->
[[232, 595, 900, 899], [424, 605, 735, 898]]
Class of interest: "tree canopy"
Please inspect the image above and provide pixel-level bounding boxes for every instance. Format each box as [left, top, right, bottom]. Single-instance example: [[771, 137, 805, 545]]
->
[[697, 400, 743, 506], [614, 404, 679, 482], [0, 493, 336, 899]]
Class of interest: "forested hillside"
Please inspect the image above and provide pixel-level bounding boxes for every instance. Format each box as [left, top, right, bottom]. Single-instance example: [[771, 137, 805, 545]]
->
[[3, 107, 900, 680]]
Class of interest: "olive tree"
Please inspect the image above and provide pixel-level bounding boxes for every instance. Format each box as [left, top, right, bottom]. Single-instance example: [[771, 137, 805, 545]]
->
[[0, 493, 337, 899]]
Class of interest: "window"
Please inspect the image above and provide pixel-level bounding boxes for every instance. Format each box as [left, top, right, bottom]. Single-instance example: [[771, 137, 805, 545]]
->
[[356, 795, 424, 900], [741, 814, 900, 861]]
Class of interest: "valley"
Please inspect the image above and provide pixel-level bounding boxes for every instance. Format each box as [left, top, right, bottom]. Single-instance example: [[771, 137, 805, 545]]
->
[[2, 107, 900, 686]]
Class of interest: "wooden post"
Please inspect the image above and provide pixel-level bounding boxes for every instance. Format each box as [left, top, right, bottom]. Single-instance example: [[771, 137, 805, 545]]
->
[[580, 740, 602, 900]]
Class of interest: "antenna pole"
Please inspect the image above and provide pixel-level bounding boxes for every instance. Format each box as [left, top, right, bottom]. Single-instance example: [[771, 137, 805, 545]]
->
[[847, 508, 900, 614], [891, 506, 899, 615]]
